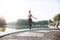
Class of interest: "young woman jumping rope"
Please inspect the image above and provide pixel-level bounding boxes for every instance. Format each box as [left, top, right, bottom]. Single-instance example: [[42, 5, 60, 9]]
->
[[28, 10, 37, 30]]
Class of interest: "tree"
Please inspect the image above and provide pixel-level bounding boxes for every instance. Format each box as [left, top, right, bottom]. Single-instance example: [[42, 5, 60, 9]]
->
[[0, 16, 6, 27], [48, 19, 53, 24], [0, 16, 6, 32], [53, 13, 60, 22], [16, 19, 29, 26]]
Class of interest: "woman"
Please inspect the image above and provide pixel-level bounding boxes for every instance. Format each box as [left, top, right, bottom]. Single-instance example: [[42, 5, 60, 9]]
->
[[28, 10, 37, 30]]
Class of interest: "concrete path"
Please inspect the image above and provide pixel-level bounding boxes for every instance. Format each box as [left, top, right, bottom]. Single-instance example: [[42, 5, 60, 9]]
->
[[0, 28, 60, 37], [0, 29, 60, 40]]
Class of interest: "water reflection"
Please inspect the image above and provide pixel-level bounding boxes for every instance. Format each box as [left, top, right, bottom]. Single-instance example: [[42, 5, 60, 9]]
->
[[0, 28, 16, 36], [0, 27, 29, 36], [0, 27, 5, 32]]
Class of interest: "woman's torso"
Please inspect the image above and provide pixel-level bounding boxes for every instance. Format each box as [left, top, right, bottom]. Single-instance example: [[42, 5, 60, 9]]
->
[[28, 14, 32, 19]]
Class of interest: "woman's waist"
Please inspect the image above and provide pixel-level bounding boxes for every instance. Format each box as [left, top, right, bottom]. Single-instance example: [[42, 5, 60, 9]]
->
[[29, 17, 32, 18]]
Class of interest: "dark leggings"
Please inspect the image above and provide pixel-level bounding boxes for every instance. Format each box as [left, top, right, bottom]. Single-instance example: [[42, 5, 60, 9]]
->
[[28, 18, 32, 30]]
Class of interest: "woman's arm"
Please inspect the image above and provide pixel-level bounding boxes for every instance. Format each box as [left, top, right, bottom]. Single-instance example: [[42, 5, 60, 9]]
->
[[32, 16, 37, 19]]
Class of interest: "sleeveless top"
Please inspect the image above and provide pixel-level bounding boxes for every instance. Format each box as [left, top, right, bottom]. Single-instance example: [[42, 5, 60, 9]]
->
[[28, 14, 32, 19]]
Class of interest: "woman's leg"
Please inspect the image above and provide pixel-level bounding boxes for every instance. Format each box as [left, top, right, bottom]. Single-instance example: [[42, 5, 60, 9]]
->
[[29, 18, 32, 30], [29, 22, 32, 30]]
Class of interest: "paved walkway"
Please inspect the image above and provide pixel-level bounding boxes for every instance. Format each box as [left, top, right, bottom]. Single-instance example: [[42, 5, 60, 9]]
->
[[0, 28, 60, 37], [0, 29, 60, 40]]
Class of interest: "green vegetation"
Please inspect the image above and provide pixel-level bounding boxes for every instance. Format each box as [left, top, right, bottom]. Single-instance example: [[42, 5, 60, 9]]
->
[[16, 19, 48, 25], [15, 19, 48, 29], [7, 13, 60, 29], [48, 13, 60, 26], [16, 19, 28, 26], [15, 25, 48, 29], [48, 19, 53, 25], [53, 13, 60, 22], [32, 25, 48, 28]]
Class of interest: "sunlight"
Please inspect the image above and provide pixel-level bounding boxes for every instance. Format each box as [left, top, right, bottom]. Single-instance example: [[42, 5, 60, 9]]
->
[[0, 0, 60, 23]]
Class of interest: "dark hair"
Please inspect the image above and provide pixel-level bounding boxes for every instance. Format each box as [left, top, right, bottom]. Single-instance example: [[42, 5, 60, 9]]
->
[[29, 10, 31, 13]]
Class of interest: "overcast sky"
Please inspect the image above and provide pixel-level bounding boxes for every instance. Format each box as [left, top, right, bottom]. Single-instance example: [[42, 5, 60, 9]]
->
[[0, 0, 60, 23]]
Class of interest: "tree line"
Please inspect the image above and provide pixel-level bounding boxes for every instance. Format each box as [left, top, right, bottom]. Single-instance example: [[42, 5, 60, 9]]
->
[[0, 13, 60, 26], [48, 13, 60, 24], [16, 13, 60, 26], [16, 19, 48, 26]]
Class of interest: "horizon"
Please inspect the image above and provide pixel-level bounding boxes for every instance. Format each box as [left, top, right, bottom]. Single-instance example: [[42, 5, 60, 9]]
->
[[0, 0, 60, 23]]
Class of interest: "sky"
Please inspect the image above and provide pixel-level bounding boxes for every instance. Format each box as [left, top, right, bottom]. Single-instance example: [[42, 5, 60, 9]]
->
[[0, 0, 60, 23]]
